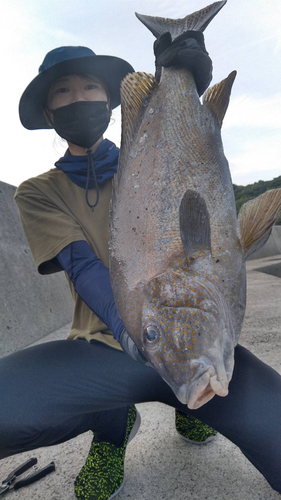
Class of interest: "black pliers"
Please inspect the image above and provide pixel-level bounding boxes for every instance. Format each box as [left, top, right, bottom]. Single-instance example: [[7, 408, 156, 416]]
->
[[0, 457, 55, 495]]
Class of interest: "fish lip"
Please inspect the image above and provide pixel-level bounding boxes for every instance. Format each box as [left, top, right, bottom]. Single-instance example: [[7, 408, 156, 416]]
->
[[187, 368, 215, 408], [174, 365, 229, 409], [187, 371, 229, 409], [188, 386, 216, 410], [174, 368, 211, 406]]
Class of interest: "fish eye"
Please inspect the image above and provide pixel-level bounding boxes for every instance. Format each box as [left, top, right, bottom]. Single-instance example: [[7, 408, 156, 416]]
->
[[144, 325, 160, 344]]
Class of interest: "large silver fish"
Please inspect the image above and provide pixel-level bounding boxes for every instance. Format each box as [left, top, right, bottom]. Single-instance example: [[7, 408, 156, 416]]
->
[[109, 0, 281, 409]]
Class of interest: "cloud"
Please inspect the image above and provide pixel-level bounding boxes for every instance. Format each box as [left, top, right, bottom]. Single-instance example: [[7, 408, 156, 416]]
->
[[224, 93, 281, 129], [2, 0, 281, 188], [228, 131, 281, 185], [222, 91, 281, 184]]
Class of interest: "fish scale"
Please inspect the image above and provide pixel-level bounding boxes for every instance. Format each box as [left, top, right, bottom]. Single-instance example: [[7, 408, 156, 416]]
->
[[113, 65, 241, 318], [109, 1, 281, 409]]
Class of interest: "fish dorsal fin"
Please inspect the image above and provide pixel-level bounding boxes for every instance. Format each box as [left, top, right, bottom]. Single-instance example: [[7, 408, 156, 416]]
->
[[179, 189, 211, 259], [136, 1, 226, 40], [238, 189, 281, 260], [120, 72, 157, 154], [203, 71, 236, 128]]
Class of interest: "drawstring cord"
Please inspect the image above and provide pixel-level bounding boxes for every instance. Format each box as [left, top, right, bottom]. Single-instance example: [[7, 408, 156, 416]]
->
[[85, 148, 100, 211]]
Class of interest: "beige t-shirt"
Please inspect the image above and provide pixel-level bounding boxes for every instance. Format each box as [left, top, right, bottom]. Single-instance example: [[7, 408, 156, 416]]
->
[[15, 166, 121, 350]]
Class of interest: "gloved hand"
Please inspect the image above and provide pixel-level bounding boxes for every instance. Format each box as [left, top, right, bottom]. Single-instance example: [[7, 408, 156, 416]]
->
[[119, 328, 149, 365], [154, 30, 212, 96]]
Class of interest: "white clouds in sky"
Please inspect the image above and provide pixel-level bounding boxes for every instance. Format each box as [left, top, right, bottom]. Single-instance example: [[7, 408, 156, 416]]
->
[[0, 0, 280, 187], [222, 92, 281, 185], [228, 131, 281, 185], [224, 93, 281, 129]]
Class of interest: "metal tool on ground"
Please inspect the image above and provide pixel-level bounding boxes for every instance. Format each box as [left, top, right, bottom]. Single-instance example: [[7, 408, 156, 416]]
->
[[0, 457, 55, 495]]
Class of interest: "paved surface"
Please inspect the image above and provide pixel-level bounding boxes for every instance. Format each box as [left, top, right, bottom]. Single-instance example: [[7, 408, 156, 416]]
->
[[1, 255, 280, 500]]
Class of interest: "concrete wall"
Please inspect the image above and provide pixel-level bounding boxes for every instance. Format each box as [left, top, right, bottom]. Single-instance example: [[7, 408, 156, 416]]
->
[[0, 181, 73, 358], [248, 226, 281, 260]]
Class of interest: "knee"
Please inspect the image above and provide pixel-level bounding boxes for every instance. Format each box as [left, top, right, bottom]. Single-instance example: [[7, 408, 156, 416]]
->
[[0, 420, 43, 459]]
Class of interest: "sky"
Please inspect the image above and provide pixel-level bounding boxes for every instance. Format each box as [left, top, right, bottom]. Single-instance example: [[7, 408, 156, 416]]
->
[[1, 0, 281, 187]]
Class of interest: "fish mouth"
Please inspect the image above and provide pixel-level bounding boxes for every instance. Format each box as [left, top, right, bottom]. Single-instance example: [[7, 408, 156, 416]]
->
[[175, 357, 231, 409], [188, 371, 228, 410]]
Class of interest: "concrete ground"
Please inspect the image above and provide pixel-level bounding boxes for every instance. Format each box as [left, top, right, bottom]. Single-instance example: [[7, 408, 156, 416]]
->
[[1, 256, 280, 500]]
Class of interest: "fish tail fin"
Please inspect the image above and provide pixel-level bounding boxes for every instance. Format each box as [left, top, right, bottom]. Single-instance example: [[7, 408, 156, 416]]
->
[[238, 189, 281, 260], [135, 1, 227, 40], [203, 71, 236, 128]]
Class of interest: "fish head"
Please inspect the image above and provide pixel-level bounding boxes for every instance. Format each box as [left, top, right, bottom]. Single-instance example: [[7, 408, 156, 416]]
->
[[139, 272, 235, 409]]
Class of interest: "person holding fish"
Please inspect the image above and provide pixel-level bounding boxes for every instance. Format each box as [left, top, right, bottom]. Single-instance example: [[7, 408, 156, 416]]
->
[[0, 4, 281, 500]]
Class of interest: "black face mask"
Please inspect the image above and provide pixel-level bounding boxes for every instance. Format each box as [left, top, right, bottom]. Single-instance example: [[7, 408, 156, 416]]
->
[[51, 101, 111, 149]]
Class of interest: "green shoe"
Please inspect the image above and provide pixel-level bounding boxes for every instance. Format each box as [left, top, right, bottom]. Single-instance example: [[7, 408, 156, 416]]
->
[[74, 405, 140, 500], [175, 409, 217, 444]]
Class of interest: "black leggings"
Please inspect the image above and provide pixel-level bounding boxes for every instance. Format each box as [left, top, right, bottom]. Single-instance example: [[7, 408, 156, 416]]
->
[[0, 340, 280, 493]]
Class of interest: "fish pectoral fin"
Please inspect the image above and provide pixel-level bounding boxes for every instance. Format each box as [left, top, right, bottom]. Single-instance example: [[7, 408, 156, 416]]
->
[[203, 71, 236, 128], [238, 189, 281, 260], [179, 189, 211, 259], [119, 72, 157, 155], [136, 1, 227, 39]]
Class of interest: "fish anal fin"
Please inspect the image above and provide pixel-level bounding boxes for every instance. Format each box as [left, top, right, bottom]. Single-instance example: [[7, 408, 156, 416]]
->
[[120, 72, 157, 154], [179, 190, 211, 260], [238, 189, 281, 260], [203, 71, 236, 128], [136, 1, 227, 40]]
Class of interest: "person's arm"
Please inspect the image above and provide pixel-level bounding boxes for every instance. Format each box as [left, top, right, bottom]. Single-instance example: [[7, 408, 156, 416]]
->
[[54, 240, 123, 340], [54, 240, 147, 363]]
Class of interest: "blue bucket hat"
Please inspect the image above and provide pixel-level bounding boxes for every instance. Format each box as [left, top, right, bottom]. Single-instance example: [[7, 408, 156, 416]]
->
[[19, 46, 134, 130]]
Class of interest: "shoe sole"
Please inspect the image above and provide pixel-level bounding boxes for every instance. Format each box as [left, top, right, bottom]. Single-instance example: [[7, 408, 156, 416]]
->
[[108, 409, 141, 500], [128, 408, 141, 445], [177, 430, 217, 445], [107, 481, 126, 500]]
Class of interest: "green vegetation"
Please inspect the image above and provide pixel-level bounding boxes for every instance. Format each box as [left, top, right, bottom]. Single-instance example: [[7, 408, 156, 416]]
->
[[233, 175, 281, 225]]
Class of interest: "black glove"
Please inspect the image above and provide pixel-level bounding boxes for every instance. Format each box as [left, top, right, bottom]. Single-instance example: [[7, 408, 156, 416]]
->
[[154, 31, 212, 96], [119, 328, 149, 364]]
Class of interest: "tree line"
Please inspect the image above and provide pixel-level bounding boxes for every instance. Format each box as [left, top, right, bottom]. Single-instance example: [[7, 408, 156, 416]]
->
[[234, 175, 281, 225]]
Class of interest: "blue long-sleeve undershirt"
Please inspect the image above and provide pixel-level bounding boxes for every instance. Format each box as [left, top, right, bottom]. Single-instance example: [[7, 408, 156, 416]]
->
[[53, 240, 123, 341]]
